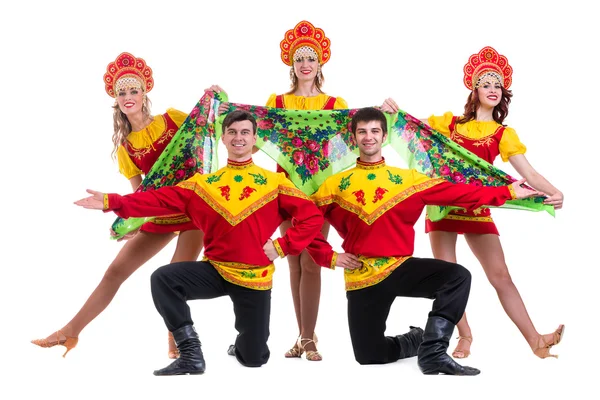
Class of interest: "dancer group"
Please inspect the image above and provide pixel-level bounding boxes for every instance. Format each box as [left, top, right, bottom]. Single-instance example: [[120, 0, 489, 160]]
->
[[32, 20, 564, 376]]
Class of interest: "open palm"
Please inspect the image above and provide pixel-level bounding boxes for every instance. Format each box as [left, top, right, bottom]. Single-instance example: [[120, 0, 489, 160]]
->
[[74, 189, 105, 210]]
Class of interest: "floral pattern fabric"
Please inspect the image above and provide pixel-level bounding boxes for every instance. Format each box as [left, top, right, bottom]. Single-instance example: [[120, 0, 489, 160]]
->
[[110, 92, 223, 238], [111, 92, 552, 238]]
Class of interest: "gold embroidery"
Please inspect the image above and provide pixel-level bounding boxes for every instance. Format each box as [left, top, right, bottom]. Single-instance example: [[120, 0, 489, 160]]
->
[[153, 214, 191, 225], [180, 181, 279, 226], [208, 259, 274, 290], [434, 214, 494, 223], [473, 136, 495, 147], [125, 115, 174, 159], [316, 178, 446, 225], [273, 239, 285, 258], [344, 256, 411, 291]]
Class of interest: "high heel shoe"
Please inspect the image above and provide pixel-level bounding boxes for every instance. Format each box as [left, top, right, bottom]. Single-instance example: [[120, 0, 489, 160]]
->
[[284, 335, 302, 358], [533, 324, 565, 359], [451, 335, 472, 359], [31, 330, 78, 358], [299, 334, 322, 361], [168, 331, 179, 359]]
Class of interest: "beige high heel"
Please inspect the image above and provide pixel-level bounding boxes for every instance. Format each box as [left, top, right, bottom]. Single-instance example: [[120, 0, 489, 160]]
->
[[299, 334, 322, 361], [451, 335, 472, 359], [533, 324, 565, 359], [31, 330, 78, 358], [284, 335, 302, 358]]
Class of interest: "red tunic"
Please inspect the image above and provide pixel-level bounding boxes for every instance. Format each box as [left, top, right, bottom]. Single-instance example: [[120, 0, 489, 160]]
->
[[426, 116, 507, 235], [307, 159, 516, 290], [105, 159, 330, 290]]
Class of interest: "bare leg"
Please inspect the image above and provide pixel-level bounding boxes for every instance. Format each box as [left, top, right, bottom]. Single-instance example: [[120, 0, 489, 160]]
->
[[297, 222, 329, 359], [429, 231, 472, 357], [38, 231, 176, 345], [166, 229, 205, 358], [280, 220, 303, 356], [464, 233, 562, 356]]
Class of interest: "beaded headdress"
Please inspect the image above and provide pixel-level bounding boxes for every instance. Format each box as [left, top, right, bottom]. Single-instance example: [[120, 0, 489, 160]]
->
[[463, 46, 512, 90], [280, 21, 331, 66], [104, 52, 153, 98]]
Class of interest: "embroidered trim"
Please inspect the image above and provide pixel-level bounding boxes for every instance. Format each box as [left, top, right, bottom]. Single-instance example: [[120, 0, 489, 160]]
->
[[345, 256, 411, 291], [450, 123, 504, 143], [227, 159, 254, 169], [153, 214, 192, 225], [431, 214, 494, 223], [315, 178, 446, 225], [279, 185, 310, 200], [507, 184, 517, 200], [330, 252, 337, 270], [356, 159, 385, 170], [209, 260, 273, 290], [179, 181, 278, 226], [124, 115, 173, 159], [103, 194, 109, 210], [273, 239, 285, 258]]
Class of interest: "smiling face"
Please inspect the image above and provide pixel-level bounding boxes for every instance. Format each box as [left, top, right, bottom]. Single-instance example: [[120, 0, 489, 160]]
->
[[354, 120, 387, 160], [115, 77, 144, 116], [475, 72, 503, 109], [221, 120, 256, 161], [292, 46, 319, 84]]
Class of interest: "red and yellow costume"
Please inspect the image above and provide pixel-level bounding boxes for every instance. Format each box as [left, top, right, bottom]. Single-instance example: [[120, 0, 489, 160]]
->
[[104, 52, 195, 234], [308, 159, 517, 291], [103, 159, 332, 290], [426, 46, 525, 235], [268, 20, 348, 175]]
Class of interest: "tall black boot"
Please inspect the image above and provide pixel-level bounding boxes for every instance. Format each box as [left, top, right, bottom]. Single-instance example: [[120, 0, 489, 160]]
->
[[154, 325, 206, 376], [417, 316, 480, 376], [395, 326, 424, 359]]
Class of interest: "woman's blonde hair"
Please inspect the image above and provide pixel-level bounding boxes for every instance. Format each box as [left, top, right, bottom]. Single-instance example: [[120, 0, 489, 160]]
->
[[110, 95, 152, 159]]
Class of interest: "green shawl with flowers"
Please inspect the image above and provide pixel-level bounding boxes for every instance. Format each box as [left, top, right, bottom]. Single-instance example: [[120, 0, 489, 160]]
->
[[110, 92, 553, 238]]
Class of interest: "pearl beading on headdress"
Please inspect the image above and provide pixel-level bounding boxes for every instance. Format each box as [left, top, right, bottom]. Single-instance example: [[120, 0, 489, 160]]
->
[[114, 76, 144, 93], [474, 71, 504, 89], [293, 46, 319, 63]]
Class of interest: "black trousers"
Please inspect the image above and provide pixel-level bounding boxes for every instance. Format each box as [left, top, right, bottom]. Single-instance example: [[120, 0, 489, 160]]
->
[[346, 257, 471, 365], [151, 261, 271, 367]]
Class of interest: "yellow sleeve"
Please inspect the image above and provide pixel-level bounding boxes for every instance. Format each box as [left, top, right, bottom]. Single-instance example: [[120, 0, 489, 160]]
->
[[333, 96, 348, 109], [266, 93, 277, 107], [499, 127, 527, 162], [427, 112, 454, 136], [165, 108, 188, 128], [116, 145, 142, 180]]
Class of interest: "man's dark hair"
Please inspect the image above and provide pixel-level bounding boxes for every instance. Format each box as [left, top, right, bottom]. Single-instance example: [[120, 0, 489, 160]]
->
[[350, 107, 388, 135], [222, 109, 257, 135]]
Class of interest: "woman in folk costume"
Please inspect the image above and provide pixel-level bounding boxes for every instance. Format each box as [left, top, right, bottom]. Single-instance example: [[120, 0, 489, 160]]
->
[[386, 46, 564, 359], [31, 52, 205, 359], [271, 21, 348, 361]]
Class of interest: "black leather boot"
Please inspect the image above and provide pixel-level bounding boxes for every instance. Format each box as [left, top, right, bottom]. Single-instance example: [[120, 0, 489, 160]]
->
[[154, 325, 206, 376], [417, 316, 480, 376], [396, 326, 424, 359]]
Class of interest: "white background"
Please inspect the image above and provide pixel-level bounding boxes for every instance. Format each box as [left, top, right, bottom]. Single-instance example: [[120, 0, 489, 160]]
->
[[1, 0, 596, 399]]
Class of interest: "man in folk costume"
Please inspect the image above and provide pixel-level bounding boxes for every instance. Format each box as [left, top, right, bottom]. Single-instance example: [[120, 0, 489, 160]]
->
[[74, 110, 361, 375], [306, 107, 542, 375]]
